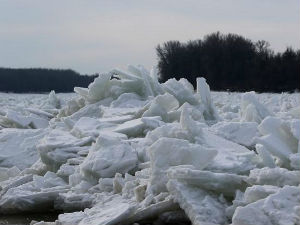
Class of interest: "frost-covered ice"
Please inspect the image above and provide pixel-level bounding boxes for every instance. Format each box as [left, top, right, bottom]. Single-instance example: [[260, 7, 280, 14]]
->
[[0, 65, 299, 225]]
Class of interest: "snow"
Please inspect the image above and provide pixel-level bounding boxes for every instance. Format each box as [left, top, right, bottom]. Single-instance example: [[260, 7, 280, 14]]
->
[[0, 65, 299, 225]]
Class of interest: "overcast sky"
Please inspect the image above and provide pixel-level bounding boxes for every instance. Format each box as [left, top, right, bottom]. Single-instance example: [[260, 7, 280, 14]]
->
[[0, 0, 299, 74]]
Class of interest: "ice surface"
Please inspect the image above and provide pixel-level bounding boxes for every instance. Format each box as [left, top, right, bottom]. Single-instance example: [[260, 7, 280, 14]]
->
[[0, 65, 299, 225]]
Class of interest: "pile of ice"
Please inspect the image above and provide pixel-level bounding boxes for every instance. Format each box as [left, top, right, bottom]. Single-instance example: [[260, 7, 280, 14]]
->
[[0, 65, 299, 225], [0, 90, 62, 129]]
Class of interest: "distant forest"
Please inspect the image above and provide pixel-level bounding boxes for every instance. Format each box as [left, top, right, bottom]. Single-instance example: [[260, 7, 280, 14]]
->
[[156, 32, 300, 92], [1, 32, 299, 93], [0, 68, 97, 93]]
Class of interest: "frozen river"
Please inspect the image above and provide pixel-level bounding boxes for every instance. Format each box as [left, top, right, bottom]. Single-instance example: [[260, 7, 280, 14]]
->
[[0, 67, 299, 225]]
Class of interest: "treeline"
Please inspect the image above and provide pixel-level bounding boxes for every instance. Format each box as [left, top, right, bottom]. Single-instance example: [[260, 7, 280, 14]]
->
[[156, 32, 300, 92], [0, 68, 97, 93]]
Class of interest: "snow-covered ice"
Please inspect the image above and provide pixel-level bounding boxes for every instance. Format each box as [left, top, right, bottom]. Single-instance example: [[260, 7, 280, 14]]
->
[[0, 65, 299, 225]]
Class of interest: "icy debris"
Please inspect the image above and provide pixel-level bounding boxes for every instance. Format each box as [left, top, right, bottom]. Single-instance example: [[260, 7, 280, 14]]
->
[[58, 97, 85, 117], [54, 192, 94, 212], [243, 185, 280, 204], [163, 78, 198, 106], [256, 116, 299, 168], [289, 153, 300, 170], [196, 77, 219, 121], [0, 109, 49, 129], [80, 73, 111, 103], [111, 92, 147, 108], [113, 117, 164, 137], [0, 172, 69, 214], [246, 167, 300, 187], [127, 195, 179, 224], [64, 101, 106, 122], [200, 130, 257, 175], [255, 144, 276, 168], [70, 117, 115, 138], [232, 185, 300, 225], [210, 121, 259, 147], [225, 185, 282, 219], [37, 130, 93, 171], [167, 166, 247, 197], [241, 91, 273, 123], [47, 91, 61, 109], [142, 93, 179, 122], [0, 65, 299, 225], [0, 174, 33, 197], [288, 106, 300, 119], [26, 108, 55, 119], [0, 128, 48, 170], [56, 193, 137, 225], [0, 166, 20, 182], [0, 91, 62, 129], [75, 65, 162, 105], [167, 179, 229, 225], [147, 137, 217, 194], [80, 135, 138, 182]]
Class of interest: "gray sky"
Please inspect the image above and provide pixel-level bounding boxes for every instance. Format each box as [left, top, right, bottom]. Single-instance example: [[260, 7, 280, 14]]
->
[[0, 0, 299, 74]]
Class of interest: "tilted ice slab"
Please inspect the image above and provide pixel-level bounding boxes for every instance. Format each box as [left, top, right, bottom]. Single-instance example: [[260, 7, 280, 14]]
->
[[56, 192, 178, 225], [245, 167, 300, 187], [167, 179, 229, 225], [113, 116, 164, 137], [199, 130, 257, 174], [196, 77, 219, 121], [167, 166, 247, 197], [240, 91, 273, 123], [209, 121, 259, 147], [225, 185, 281, 218], [37, 129, 93, 171], [0, 172, 69, 214], [180, 103, 257, 174], [256, 116, 299, 168], [70, 117, 116, 138]]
